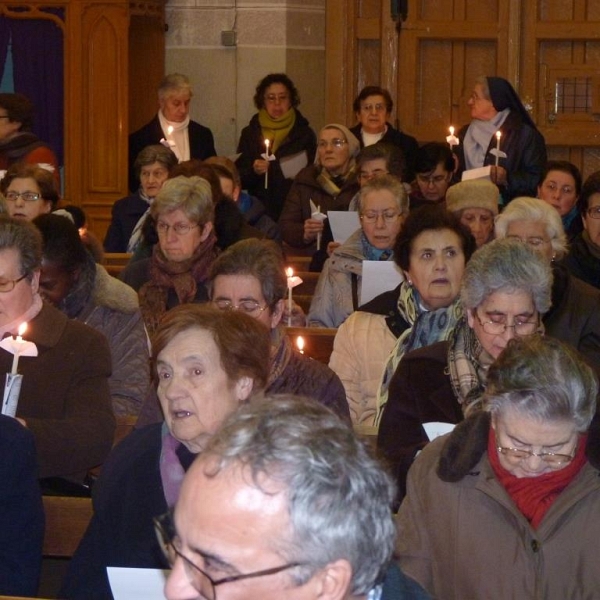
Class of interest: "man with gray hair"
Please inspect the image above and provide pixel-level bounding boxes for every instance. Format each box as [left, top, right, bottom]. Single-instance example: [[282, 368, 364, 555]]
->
[[128, 73, 216, 191], [156, 395, 428, 600]]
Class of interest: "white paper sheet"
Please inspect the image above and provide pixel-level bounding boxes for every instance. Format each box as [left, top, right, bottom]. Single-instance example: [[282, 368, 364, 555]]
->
[[461, 165, 492, 182], [328, 211, 360, 243], [422, 422, 456, 441], [107, 567, 169, 600], [359, 261, 404, 306], [279, 150, 308, 179]]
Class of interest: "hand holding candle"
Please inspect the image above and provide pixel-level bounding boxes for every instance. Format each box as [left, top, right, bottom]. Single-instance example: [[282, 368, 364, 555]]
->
[[286, 268, 303, 327], [446, 126, 459, 149], [489, 130, 507, 168], [264, 139, 270, 188], [160, 126, 176, 150]]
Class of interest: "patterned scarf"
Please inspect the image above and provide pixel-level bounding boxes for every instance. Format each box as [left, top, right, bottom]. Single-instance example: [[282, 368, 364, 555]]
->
[[374, 283, 463, 426], [139, 233, 217, 336], [258, 107, 296, 154], [446, 318, 494, 416], [159, 423, 197, 507]]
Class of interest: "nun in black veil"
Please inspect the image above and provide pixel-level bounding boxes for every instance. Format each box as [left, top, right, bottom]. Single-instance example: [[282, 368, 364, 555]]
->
[[455, 76, 547, 204]]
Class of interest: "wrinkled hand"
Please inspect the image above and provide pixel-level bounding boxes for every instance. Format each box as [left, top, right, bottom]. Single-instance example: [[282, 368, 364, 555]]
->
[[253, 159, 269, 175], [282, 300, 307, 327], [303, 218, 325, 243], [327, 241, 341, 256], [491, 165, 507, 186]]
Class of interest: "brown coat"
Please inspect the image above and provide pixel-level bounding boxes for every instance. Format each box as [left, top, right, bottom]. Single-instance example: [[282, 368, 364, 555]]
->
[[0, 303, 115, 479], [396, 413, 600, 599]]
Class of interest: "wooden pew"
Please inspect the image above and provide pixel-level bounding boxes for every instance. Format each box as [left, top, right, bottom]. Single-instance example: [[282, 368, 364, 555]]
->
[[294, 271, 320, 296], [285, 326, 337, 365], [102, 252, 132, 277], [42, 496, 93, 558]]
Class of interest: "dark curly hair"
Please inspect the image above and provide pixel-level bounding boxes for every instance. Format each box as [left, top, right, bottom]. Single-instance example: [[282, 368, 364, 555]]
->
[[253, 73, 300, 110]]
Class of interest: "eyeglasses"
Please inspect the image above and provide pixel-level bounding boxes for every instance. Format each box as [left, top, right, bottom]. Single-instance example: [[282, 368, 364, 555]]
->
[[587, 206, 600, 220], [154, 512, 305, 600], [0, 115, 10, 120], [317, 139, 347, 149], [156, 222, 199, 235], [497, 445, 574, 466], [358, 169, 389, 182], [505, 235, 551, 249], [213, 299, 268, 316], [360, 210, 401, 224], [416, 174, 449, 186], [475, 310, 539, 336], [5, 191, 41, 202], [0, 274, 27, 293], [360, 103, 387, 113], [264, 94, 290, 104]]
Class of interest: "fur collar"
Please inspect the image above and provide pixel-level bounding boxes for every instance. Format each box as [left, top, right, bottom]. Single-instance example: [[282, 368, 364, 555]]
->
[[92, 264, 139, 314]]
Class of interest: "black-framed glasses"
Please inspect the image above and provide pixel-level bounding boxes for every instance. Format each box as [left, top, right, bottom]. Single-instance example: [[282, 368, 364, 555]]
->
[[212, 299, 268, 316], [317, 139, 347, 149], [587, 206, 600, 220], [497, 445, 574, 466], [475, 310, 539, 336], [0, 115, 10, 120], [5, 191, 41, 202], [156, 222, 199, 235], [154, 512, 305, 600], [0, 274, 27, 293], [360, 103, 386, 113], [416, 173, 448, 185]]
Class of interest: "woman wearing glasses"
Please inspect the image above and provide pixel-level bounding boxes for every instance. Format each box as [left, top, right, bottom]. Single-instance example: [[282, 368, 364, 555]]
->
[[561, 170, 600, 289], [236, 73, 317, 221], [308, 175, 408, 327], [120, 176, 218, 336], [495, 196, 600, 374], [397, 335, 600, 597], [0, 163, 59, 221], [378, 239, 552, 503], [61, 305, 270, 600], [279, 124, 360, 251]]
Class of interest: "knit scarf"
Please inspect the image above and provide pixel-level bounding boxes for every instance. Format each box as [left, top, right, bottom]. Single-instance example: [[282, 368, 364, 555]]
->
[[267, 327, 293, 387], [159, 423, 197, 507], [258, 107, 296, 153], [316, 166, 356, 197], [488, 427, 588, 529], [463, 108, 510, 169], [446, 318, 494, 416], [139, 233, 217, 336], [374, 284, 463, 426], [562, 205, 580, 234]]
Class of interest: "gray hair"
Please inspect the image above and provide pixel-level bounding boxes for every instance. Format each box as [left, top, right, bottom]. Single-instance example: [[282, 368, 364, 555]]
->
[[133, 144, 178, 177], [150, 176, 214, 225], [0, 217, 42, 280], [461, 238, 552, 313], [200, 395, 396, 595], [484, 335, 597, 432], [158, 73, 192, 101], [357, 174, 408, 214], [495, 196, 568, 259], [208, 239, 286, 312]]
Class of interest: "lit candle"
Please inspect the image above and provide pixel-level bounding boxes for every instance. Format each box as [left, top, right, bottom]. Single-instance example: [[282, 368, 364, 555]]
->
[[160, 126, 176, 150], [495, 131, 501, 166], [445, 126, 459, 150], [11, 322, 27, 375], [296, 336, 305, 354], [286, 267, 294, 326], [264, 139, 270, 189]]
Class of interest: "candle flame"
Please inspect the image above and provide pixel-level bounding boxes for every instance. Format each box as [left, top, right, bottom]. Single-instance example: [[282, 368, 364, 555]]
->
[[296, 336, 305, 352], [449, 126, 455, 135], [17, 322, 27, 337], [496, 131, 502, 140], [265, 139, 270, 148], [286, 267, 294, 278], [167, 126, 174, 135]]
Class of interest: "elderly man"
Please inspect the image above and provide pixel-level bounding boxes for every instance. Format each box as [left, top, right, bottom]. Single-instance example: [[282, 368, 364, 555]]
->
[[158, 395, 428, 600], [128, 73, 216, 191]]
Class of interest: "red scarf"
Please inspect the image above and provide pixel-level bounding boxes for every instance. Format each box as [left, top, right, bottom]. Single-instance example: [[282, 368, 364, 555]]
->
[[488, 427, 588, 529]]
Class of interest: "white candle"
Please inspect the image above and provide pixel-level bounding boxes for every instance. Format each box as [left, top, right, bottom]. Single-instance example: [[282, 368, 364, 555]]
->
[[296, 336, 305, 354], [316, 204, 322, 251], [11, 322, 27, 375], [264, 139, 270, 189], [286, 267, 294, 326], [495, 131, 501, 166]]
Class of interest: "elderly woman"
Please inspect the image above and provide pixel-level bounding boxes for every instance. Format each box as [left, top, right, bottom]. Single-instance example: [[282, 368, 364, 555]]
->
[[104, 144, 178, 253], [349, 85, 419, 182], [34, 214, 149, 416], [120, 175, 217, 336], [0, 163, 59, 220], [128, 74, 216, 192], [446, 179, 499, 247], [279, 123, 360, 251], [0, 93, 60, 189], [236, 73, 317, 221], [562, 171, 600, 288], [378, 239, 552, 501], [456, 76, 547, 203], [409, 142, 454, 211], [397, 335, 600, 597], [495, 196, 600, 374], [61, 305, 270, 600], [329, 206, 475, 430], [0, 217, 113, 481], [308, 174, 408, 328], [537, 160, 583, 240]]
